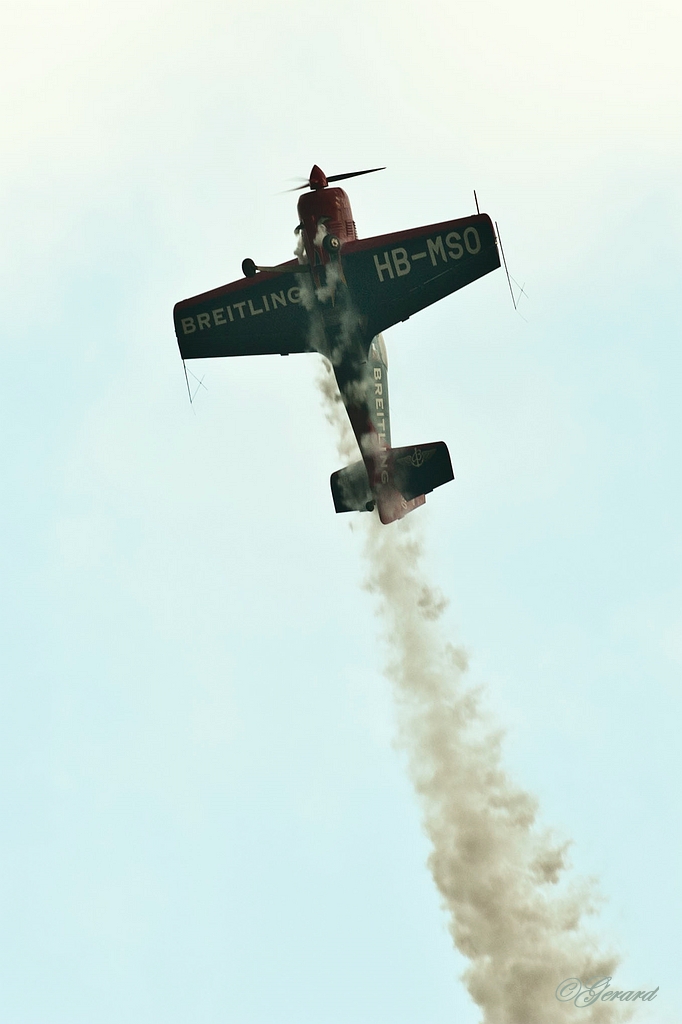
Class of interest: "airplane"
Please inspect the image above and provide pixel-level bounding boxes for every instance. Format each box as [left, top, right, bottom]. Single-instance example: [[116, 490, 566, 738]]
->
[[173, 165, 501, 524]]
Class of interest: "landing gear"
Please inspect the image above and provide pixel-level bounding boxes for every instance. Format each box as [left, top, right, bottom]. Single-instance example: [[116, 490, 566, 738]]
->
[[242, 258, 257, 278], [322, 234, 341, 255], [365, 500, 375, 512]]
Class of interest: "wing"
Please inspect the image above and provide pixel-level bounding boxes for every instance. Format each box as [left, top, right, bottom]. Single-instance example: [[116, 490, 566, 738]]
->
[[174, 260, 312, 360], [340, 213, 500, 336]]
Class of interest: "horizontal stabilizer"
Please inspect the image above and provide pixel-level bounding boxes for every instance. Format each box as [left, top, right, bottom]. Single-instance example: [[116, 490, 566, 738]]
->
[[330, 459, 373, 513], [392, 441, 454, 501], [330, 441, 454, 518]]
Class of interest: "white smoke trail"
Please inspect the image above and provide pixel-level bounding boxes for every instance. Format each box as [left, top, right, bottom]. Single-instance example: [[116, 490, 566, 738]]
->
[[316, 355, 357, 461], [317, 360, 631, 1024]]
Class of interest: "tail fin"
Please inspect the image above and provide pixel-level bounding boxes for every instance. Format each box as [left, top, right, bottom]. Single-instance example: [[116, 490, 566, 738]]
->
[[330, 441, 454, 519]]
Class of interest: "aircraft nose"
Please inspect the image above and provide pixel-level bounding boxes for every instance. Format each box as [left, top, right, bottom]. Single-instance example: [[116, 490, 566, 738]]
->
[[309, 165, 328, 189]]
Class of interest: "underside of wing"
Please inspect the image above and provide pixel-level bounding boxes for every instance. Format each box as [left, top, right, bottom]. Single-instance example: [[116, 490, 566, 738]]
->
[[340, 214, 500, 336], [174, 261, 312, 359]]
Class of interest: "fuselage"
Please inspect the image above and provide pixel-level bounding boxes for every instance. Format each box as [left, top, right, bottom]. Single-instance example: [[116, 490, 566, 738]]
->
[[297, 167, 419, 523]]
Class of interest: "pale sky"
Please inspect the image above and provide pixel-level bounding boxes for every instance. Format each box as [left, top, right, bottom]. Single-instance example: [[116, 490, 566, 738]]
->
[[0, 2, 680, 1022]]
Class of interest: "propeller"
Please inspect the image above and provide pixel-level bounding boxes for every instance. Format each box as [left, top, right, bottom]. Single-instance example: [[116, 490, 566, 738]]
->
[[325, 166, 386, 183], [286, 164, 385, 191]]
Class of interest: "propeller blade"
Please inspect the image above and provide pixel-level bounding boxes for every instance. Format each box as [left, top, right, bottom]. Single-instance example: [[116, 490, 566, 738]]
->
[[326, 166, 386, 183], [282, 165, 386, 193]]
